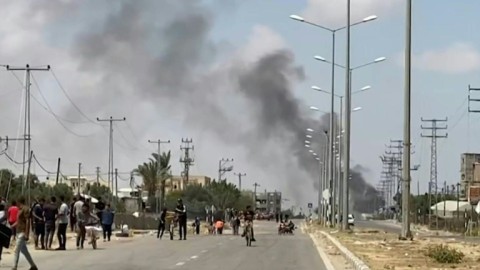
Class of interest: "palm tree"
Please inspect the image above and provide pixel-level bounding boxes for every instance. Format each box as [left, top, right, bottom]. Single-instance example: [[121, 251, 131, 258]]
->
[[135, 151, 171, 211]]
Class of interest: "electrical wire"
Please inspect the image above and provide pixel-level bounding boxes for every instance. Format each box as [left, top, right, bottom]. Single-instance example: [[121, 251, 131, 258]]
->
[[30, 73, 98, 138], [4, 151, 29, 165], [32, 154, 56, 174], [50, 68, 103, 126]]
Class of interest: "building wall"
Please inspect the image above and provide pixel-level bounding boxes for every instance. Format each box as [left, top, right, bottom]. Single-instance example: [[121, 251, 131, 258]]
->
[[460, 153, 480, 200], [164, 175, 211, 194], [45, 176, 108, 193], [255, 191, 281, 213]]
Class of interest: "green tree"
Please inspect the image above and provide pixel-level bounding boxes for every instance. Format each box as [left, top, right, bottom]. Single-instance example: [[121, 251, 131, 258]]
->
[[135, 151, 171, 212], [206, 181, 241, 210], [88, 183, 111, 201]]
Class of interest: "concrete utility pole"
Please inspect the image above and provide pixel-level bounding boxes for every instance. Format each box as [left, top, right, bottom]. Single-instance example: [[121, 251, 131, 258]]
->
[[5, 64, 50, 193], [115, 168, 118, 203], [342, 0, 352, 231], [97, 116, 126, 194], [96, 167, 100, 185], [421, 117, 448, 230], [77, 162, 82, 195], [400, 0, 413, 241], [253, 182, 260, 210], [218, 158, 234, 182], [148, 139, 170, 213], [180, 138, 194, 188], [234, 172, 246, 190]]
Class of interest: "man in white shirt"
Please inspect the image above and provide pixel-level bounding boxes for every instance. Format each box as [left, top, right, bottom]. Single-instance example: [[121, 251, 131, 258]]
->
[[56, 196, 69, 250]]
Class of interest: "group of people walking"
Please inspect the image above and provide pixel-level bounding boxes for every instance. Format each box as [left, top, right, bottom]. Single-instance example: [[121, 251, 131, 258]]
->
[[0, 194, 115, 270], [156, 198, 190, 240]]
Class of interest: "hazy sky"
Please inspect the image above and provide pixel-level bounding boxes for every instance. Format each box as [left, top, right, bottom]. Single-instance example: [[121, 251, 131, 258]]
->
[[0, 0, 478, 207]]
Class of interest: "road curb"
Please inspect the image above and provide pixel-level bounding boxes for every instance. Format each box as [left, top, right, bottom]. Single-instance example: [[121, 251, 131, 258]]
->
[[319, 231, 370, 270], [301, 226, 336, 270]]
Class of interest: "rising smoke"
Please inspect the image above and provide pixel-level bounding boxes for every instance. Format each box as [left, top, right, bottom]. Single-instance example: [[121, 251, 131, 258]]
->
[[5, 0, 382, 210]]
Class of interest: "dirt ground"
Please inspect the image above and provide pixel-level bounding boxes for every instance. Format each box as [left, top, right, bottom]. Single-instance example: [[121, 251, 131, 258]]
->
[[312, 225, 480, 270]]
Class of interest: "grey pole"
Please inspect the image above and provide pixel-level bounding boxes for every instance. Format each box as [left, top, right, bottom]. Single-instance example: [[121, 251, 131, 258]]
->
[[323, 131, 329, 224], [337, 96, 343, 225], [329, 31, 336, 228], [401, 0, 413, 240], [342, 0, 351, 230], [318, 160, 323, 222]]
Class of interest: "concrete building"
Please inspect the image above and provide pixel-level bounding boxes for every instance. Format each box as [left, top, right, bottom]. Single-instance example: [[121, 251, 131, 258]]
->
[[255, 191, 281, 213], [45, 176, 108, 193], [164, 175, 211, 194], [460, 153, 480, 200]]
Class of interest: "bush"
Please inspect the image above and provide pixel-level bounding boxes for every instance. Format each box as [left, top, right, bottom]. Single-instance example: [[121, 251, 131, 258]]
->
[[426, 244, 464, 264]]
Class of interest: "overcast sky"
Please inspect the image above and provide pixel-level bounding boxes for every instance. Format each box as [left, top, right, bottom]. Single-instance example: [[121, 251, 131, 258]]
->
[[0, 0, 478, 208]]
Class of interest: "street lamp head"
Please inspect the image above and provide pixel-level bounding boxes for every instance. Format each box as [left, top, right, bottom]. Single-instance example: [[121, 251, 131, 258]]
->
[[305, 144, 311, 148], [360, 85, 371, 91], [353, 107, 362, 112], [306, 134, 312, 138], [374, 57, 386, 63], [289, 14, 305, 22], [362, 15, 378, 22], [306, 128, 314, 132], [315, 157, 320, 161], [305, 140, 311, 144], [311, 85, 323, 91], [309, 149, 314, 153], [309, 106, 320, 111], [312, 152, 317, 156], [314, 55, 327, 62]]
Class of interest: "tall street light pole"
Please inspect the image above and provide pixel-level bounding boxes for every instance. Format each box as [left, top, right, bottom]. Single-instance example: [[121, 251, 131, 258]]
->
[[343, 0, 352, 230], [290, 13, 377, 228], [401, 0, 413, 240], [311, 85, 370, 224]]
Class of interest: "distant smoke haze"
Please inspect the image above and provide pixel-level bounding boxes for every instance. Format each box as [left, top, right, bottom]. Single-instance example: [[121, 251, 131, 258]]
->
[[0, 0, 383, 209]]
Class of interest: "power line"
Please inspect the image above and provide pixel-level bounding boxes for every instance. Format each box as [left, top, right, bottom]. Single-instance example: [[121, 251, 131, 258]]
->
[[50, 68, 103, 126]]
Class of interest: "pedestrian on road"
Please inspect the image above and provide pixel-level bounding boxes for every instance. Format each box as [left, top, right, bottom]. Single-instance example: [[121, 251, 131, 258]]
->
[[194, 217, 200, 235], [56, 195, 69, 250], [215, 219, 224, 235], [43, 196, 58, 250], [74, 196, 85, 249], [157, 208, 166, 239], [31, 198, 45, 250], [8, 200, 19, 240], [11, 196, 38, 270], [101, 204, 114, 242], [275, 212, 279, 223], [69, 199, 76, 232], [95, 199, 105, 223], [175, 199, 187, 240]]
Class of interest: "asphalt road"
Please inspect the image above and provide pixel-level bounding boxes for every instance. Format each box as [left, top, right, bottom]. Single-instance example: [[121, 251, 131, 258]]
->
[[2, 220, 328, 270]]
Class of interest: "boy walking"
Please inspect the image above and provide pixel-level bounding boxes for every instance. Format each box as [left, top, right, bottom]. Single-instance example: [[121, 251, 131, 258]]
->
[[11, 197, 38, 270]]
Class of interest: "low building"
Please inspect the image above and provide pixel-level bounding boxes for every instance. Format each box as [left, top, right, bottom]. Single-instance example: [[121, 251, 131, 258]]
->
[[45, 176, 109, 193], [255, 191, 281, 213], [164, 175, 211, 194]]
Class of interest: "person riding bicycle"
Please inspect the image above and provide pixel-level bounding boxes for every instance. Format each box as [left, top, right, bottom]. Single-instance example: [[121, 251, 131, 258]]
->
[[78, 204, 99, 246], [241, 205, 256, 241]]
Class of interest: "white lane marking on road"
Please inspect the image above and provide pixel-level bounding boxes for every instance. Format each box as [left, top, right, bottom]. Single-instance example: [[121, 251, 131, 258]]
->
[[191, 255, 199, 259], [176, 262, 185, 266], [229, 237, 234, 240], [201, 250, 208, 253]]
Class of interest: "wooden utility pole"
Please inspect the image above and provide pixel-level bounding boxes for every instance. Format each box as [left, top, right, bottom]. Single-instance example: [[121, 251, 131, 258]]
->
[[253, 182, 260, 210], [234, 172, 246, 190], [55, 158, 61, 185]]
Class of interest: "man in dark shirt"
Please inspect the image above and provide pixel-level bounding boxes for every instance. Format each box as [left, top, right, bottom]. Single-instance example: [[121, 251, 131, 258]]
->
[[242, 205, 256, 241], [31, 198, 45, 250], [42, 196, 58, 250], [157, 208, 167, 239], [175, 199, 187, 240]]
